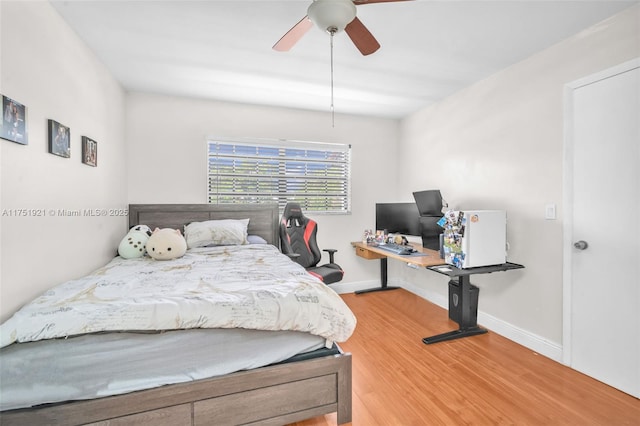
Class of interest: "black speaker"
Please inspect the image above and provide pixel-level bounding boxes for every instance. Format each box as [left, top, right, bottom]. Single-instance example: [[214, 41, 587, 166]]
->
[[448, 280, 479, 325]]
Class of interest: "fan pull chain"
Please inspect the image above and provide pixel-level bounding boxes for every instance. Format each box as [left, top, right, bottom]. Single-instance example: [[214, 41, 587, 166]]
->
[[330, 27, 336, 127]]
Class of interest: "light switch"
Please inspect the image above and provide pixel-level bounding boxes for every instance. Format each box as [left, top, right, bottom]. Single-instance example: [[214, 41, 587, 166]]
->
[[545, 204, 556, 220]]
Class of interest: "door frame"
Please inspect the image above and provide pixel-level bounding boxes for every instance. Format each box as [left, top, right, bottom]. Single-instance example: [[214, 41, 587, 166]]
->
[[562, 58, 639, 366]]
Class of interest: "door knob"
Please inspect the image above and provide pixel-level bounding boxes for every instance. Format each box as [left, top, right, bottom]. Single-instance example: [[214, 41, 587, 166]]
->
[[574, 240, 589, 250]]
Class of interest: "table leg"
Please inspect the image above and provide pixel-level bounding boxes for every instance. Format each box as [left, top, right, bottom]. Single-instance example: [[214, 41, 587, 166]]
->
[[422, 275, 486, 344], [355, 258, 400, 294]]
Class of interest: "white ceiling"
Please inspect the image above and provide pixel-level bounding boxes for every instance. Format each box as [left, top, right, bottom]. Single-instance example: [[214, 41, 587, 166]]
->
[[51, 0, 638, 119]]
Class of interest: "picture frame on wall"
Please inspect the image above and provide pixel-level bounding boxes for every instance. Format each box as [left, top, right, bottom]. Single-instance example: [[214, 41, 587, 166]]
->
[[1, 95, 28, 145], [48, 119, 70, 158], [82, 136, 97, 167]]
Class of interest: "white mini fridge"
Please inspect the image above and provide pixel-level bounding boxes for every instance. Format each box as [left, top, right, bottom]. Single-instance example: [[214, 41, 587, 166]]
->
[[443, 210, 507, 268]]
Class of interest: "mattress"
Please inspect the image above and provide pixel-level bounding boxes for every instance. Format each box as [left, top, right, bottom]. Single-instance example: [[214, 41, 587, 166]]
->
[[1, 244, 356, 347], [0, 328, 327, 411]]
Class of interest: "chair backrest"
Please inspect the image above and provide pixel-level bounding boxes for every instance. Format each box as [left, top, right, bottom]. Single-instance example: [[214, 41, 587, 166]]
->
[[279, 203, 321, 268]]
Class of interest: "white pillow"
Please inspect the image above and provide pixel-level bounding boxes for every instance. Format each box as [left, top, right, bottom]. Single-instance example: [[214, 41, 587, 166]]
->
[[184, 219, 249, 248]]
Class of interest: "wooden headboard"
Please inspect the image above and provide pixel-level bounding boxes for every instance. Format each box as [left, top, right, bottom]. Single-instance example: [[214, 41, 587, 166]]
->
[[128, 204, 280, 247]]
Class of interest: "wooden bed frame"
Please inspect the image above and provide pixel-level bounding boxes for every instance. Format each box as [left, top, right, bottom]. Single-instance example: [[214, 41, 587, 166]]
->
[[1, 204, 352, 426]]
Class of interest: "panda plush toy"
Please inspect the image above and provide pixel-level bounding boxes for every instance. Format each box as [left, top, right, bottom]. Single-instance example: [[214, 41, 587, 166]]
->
[[117, 225, 152, 259]]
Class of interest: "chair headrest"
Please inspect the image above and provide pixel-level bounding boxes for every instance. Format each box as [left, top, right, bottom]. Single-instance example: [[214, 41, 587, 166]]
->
[[282, 202, 304, 220]]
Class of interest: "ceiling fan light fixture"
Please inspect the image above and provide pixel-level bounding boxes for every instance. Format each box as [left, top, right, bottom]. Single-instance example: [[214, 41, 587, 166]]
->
[[307, 0, 357, 34]]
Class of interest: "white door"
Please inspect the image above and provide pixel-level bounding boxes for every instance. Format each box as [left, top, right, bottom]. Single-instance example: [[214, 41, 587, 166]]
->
[[564, 60, 639, 398]]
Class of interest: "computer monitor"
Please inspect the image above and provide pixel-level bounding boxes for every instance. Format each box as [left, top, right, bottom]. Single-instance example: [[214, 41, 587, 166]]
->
[[375, 203, 421, 236], [413, 189, 443, 216]]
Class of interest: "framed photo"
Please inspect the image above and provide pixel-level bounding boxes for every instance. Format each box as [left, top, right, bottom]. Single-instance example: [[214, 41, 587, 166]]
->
[[48, 119, 70, 158], [1, 95, 28, 145], [82, 136, 97, 167]]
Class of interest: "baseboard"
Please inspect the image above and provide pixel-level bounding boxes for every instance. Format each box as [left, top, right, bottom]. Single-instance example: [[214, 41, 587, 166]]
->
[[396, 279, 448, 310], [476, 311, 563, 363], [398, 280, 563, 363]]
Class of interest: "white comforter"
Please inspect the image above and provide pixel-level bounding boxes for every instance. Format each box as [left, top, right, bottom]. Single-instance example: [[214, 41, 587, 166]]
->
[[0, 244, 356, 348]]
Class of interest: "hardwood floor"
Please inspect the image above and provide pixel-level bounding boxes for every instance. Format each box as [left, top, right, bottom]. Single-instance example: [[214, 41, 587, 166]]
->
[[291, 289, 639, 425]]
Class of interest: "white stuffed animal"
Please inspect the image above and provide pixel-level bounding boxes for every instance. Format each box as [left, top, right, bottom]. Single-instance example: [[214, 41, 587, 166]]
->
[[117, 225, 152, 259], [146, 228, 187, 261]]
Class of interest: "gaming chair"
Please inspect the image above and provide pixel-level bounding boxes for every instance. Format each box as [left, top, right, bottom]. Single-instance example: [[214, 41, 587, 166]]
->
[[279, 202, 344, 285]]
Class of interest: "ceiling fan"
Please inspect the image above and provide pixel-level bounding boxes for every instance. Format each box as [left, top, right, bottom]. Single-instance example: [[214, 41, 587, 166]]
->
[[273, 0, 413, 56]]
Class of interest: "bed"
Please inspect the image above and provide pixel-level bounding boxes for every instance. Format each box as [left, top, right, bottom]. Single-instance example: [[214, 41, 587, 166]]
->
[[0, 203, 354, 425]]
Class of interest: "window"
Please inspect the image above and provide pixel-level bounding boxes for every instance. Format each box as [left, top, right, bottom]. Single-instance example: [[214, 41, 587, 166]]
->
[[207, 138, 351, 213]]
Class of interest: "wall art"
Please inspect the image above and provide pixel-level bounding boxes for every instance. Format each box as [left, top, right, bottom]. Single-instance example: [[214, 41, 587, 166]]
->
[[1, 95, 28, 145], [82, 136, 97, 167], [48, 119, 70, 158]]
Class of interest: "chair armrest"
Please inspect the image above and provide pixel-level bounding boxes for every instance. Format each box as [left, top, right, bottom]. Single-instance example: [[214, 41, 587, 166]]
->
[[323, 248, 338, 263], [284, 253, 301, 259]]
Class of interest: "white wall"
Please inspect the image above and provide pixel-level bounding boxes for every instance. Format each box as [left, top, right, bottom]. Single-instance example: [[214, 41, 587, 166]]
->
[[396, 5, 640, 352], [0, 1, 127, 322], [125, 92, 399, 285]]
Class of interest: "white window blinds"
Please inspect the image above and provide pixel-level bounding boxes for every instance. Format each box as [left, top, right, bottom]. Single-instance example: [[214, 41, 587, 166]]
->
[[207, 138, 351, 213]]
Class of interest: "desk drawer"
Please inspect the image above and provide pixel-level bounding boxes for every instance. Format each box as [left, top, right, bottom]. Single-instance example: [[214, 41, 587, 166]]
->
[[355, 246, 386, 260]]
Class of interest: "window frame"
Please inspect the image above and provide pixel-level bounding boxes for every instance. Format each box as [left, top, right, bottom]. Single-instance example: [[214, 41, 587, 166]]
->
[[207, 137, 351, 214]]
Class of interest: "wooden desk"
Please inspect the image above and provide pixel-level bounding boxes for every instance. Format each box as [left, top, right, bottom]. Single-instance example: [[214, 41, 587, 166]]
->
[[352, 241, 524, 344], [351, 242, 444, 294]]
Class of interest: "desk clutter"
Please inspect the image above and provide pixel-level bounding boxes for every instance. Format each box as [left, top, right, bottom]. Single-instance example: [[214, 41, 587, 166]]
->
[[369, 190, 509, 269], [362, 229, 408, 246], [361, 230, 419, 256], [363, 208, 507, 268]]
